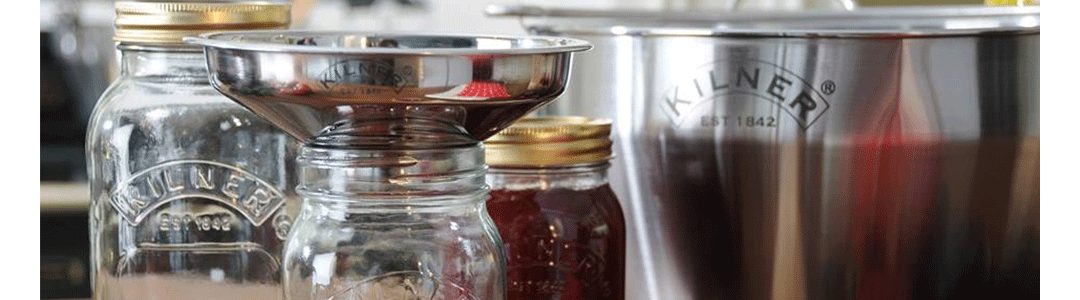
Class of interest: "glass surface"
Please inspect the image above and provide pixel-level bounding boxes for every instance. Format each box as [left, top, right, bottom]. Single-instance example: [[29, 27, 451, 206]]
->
[[283, 145, 505, 300], [486, 165, 626, 300], [86, 46, 300, 300]]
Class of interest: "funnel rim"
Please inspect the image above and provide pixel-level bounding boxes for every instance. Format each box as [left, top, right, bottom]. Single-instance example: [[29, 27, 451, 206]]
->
[[185, 30, 593, 55]]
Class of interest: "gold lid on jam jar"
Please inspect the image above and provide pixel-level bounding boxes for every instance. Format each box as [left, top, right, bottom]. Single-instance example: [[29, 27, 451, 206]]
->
[[485, 116, 613, 168], [114, 1, 290, 44]]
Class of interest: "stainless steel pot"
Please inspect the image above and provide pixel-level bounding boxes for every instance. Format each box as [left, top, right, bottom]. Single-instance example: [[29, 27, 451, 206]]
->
[[490, 5, 1039, 300]]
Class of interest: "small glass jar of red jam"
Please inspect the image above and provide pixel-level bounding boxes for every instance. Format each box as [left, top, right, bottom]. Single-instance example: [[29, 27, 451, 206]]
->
[[483, 116, 625, 300]]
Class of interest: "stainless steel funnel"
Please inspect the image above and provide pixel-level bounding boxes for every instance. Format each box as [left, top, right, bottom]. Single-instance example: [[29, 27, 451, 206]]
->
[[186, 32, 590, 147]]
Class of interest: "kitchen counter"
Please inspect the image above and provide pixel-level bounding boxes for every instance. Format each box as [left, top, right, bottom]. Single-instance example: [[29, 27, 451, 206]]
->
[[41, 181, 90, 213]]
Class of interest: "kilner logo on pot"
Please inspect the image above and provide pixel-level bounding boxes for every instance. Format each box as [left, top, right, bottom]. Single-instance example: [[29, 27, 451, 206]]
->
[[661, 59, 831, 129], [110, 160, 286, 226]]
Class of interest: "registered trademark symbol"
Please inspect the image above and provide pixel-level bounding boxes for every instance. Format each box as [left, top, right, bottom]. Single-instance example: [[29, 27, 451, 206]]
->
[[821, 80, 836, 95]]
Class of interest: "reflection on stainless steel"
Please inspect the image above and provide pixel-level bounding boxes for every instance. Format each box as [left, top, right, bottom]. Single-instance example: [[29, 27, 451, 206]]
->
[[491, 5, 1040, 299], [188, 32, 590, 147]]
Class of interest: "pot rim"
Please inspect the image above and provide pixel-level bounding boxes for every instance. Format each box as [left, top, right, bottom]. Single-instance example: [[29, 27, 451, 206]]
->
[[487, 4, 1040, 38]]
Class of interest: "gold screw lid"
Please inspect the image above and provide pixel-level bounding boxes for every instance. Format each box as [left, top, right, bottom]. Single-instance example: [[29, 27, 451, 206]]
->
[[485, 116, 613, 168], [114, 1, 290, 44]]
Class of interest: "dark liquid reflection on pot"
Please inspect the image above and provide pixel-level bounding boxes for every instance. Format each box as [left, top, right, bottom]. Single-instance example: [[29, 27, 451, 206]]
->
[[657, 136, 1039, 299]]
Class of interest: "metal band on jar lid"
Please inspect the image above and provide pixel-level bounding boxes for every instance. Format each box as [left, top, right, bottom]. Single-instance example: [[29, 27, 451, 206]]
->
[[485, 116, 613, 168], [114, 1, 290, 44]]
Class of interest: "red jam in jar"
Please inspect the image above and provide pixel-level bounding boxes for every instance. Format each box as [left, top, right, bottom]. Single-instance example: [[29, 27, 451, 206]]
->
[[484, 116, 625, 300]]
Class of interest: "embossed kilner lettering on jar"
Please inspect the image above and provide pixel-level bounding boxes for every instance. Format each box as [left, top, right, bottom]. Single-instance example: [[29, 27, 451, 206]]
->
[[110, 160, 285, 226]]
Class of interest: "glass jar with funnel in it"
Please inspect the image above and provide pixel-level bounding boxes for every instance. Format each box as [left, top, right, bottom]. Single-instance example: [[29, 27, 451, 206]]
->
[[188, 32, 591, 300]]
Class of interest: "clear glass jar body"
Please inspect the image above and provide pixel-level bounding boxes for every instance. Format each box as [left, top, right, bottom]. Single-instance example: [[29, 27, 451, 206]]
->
[[284, 145, 505, 300], [485, 164, 626, 300], [86, 45, 300, 300]]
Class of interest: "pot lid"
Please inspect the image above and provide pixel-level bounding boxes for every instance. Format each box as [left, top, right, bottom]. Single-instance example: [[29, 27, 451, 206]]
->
[[486, 4, 1039, 38]]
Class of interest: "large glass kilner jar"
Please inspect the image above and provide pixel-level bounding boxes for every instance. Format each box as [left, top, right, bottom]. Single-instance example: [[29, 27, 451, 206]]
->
[[85, 2, 297, 299], [483, 117, 626, 300]]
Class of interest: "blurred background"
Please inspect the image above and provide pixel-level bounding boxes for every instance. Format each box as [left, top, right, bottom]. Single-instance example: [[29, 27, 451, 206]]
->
[[39, 0, 999, 298]]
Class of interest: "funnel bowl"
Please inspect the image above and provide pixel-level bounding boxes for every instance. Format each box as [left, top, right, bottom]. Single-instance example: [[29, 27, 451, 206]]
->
[[187, 31, 591, 147]]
